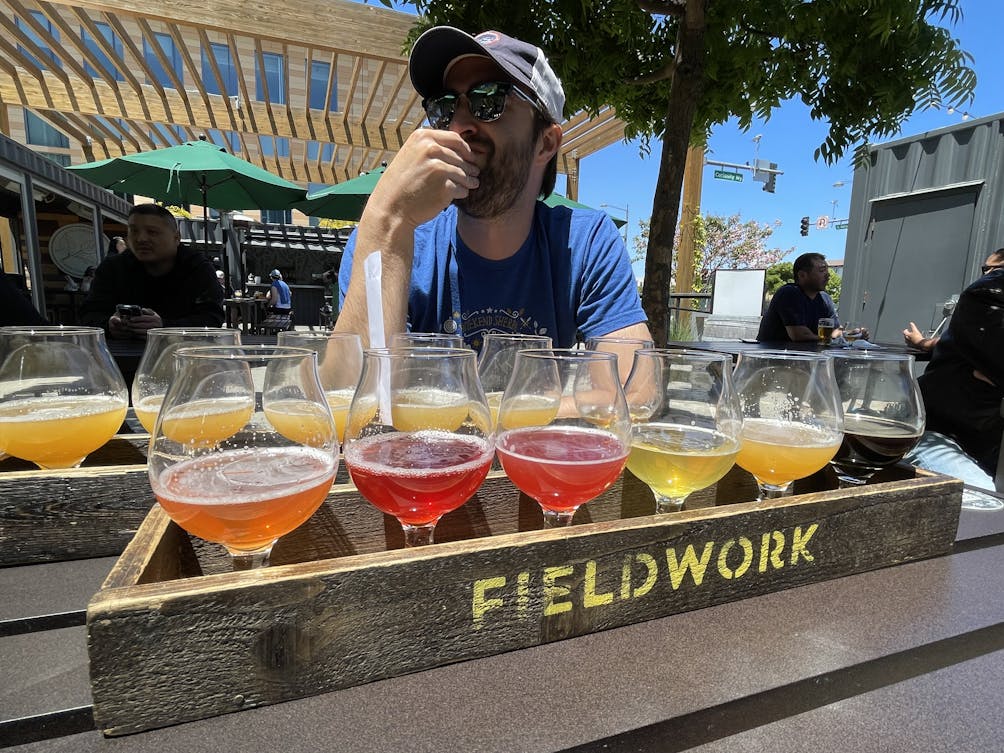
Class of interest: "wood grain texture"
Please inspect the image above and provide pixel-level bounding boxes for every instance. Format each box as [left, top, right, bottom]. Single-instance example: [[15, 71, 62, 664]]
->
[[87, 466, 962, 735]]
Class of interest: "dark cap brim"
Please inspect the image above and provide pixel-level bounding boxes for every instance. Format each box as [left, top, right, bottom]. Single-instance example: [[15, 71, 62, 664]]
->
[[410, 26, 496, 97]]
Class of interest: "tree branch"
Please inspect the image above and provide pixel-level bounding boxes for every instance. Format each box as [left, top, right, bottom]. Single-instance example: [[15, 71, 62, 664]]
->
[[629, 58, 677, 85], [637, 0, 685, 18]]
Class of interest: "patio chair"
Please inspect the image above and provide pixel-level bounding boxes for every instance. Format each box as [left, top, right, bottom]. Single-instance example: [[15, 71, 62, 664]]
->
[[260, 309, 294, 335]]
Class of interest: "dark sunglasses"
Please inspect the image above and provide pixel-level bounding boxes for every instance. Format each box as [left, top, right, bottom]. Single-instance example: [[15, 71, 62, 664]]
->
[[423, 81, 538, 130], [982, 263, 1004, 274]]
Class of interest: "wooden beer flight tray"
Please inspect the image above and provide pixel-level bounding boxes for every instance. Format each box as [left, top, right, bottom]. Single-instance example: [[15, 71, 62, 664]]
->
[[86, 463, 961, 735]]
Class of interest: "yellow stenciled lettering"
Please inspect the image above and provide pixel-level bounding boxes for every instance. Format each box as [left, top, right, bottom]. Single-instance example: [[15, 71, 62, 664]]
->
[[472, 576, 507, 630], [790, 524, 819, 565], [543, 565, 574, 616], [583, 560, 614, 608], [717, 537, 753, 579], [620, 554, 633, 600], [759, 531, 786, 572], [517, 571, 530, 617], [665, 542, 715, 589], [633, 553, 658, 598]]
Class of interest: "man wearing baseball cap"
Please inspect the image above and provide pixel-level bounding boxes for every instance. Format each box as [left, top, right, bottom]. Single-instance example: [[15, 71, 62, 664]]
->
[[335, 27, 649, 352]]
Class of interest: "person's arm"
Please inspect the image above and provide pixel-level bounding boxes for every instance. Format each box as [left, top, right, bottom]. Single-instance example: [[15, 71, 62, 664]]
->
[[78, 261, 128, 337], [903, 322, 938, 351], [159, 261, 225, 329], [334, 129, 480, 346], [949, 278, 1004, 387], [783, 324, 819, 342]]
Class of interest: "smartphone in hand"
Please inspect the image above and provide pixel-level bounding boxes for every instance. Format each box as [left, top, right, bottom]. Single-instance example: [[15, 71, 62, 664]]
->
[[116, 304, 143, 320]]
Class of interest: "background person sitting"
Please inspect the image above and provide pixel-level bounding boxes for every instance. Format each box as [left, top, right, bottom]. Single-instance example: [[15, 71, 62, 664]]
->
[[266, 269, 292, 314], [757, 252, 868, 343], [79, 204, 224, 339], [106, 235, 126, 256]]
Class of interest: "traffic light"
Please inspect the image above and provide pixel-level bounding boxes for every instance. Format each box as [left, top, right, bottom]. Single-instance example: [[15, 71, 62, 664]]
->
[[762, 162, 778, 193], [800, 216, 810, 236]]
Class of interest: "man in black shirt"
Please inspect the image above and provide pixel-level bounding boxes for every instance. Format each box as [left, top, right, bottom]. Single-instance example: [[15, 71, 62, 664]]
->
[[79, 204, 224, 338]]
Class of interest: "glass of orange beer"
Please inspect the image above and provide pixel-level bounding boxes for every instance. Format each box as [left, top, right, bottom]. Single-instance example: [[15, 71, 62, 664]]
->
[[132, 327, 241, 434], [148, 346, 338, 569], [0, 326, 128, 469], [277, 331, 363, 444], [732, 351, 844, 500]]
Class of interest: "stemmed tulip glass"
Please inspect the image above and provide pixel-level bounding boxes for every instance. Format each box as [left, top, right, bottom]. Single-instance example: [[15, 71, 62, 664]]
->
[[278, 331, 363, 443], [0, 326, 128, 469], [496, 349, 631, 527], [586, 335, 656, 384], [477, 333, 552, 427], [828, 351, 925, 487], [343, 347, 494, 547], [624, 349, 742, 513], [732, 351, 844, 500], [389, 332, 465, 349], [148, 346, 338, 569], [132, 327, 241, 433]]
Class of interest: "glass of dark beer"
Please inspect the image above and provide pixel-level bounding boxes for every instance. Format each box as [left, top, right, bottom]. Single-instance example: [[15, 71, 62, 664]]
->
[[827, 352, 926, 487]]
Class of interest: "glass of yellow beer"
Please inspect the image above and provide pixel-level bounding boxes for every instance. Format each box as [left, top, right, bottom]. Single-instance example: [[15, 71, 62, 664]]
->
[[132, 328, 241, 434], [0, 326, 128, 469], [477, 333, 552, 428], [148, 346, 338, 569], [277, 331, 363, 444], [817, 317, 836, 345], [732, 351, 844, 500], [623, 349, 742, 513]]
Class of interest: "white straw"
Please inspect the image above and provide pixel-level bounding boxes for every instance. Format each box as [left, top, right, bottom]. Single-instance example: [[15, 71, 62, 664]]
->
[[364, 252, 386, 349]]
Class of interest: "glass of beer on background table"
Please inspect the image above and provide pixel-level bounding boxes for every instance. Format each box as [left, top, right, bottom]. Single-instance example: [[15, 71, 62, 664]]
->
[[818, 317, 836, 345]]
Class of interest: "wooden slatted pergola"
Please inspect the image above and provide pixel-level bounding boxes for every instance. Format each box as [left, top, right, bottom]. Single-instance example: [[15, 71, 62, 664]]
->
[[0, 0, 624, 197]]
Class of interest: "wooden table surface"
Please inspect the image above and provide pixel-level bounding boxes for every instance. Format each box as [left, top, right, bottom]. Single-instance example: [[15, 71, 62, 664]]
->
[[3, 487, 1002, 752]]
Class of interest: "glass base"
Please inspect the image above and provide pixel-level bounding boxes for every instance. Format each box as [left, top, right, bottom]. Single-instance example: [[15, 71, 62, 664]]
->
[[836, 474, 873, 489], [226, 543, 275, 570], [654, 494, 687, 514], [401, 522, 437, 547], [756, 481, 793, 501], [541, 507, 577, 528]]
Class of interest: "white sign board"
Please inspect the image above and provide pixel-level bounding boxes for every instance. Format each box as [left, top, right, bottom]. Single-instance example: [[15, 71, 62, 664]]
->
[[711, 268, 767, 318]]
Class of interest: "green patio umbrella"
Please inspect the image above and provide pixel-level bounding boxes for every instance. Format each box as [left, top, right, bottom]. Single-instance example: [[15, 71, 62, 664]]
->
[[544, 194, 627, 227], [294, 166, 386, 221], [68, 138, 307, 287]]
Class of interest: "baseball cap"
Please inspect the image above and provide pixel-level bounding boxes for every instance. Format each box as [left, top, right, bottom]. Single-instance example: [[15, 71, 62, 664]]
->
[[410, 27, 565, 124]]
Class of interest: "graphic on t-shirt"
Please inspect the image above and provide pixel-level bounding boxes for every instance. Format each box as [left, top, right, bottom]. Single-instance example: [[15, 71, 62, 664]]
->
[[461, 307, 549, 352]]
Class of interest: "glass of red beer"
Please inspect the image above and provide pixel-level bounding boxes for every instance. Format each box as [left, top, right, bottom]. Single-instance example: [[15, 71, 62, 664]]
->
[[148, 346, 339, 570], [495, 349, 632, 528], [343, 347, 494, 547]]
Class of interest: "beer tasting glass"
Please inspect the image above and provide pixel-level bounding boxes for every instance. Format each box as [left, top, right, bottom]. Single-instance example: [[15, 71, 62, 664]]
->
[[732, 351, 844, 500], [477, 333, 552, 427], [0, 326, 128, 469], [389, 332, 465, 349], [132, 327, 241, 433], [496, 349, 631, 527], [624, 350, 742, 513], [817, 317, 836, 345], [586, 335, 656, 384], [278, 331, 363, 443], [343, 347, 493, 547], [148, 346, 338, 570], [827, 351, 925, 487]]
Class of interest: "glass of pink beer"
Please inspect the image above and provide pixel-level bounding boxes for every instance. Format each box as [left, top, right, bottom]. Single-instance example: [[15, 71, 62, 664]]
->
[[148, 346, 338, 569], [343, 347, 494, 547], [495, 349, 631, 528]]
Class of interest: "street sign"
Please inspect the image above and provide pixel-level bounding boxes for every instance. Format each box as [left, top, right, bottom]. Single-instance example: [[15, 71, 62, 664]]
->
[[816, 215, 829, 230], [833, 221, 849, 230], [714, 170, 744, 182]]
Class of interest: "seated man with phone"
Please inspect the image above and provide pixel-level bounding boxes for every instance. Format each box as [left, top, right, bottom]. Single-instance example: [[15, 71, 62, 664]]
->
[[79, 204, 225, 338]]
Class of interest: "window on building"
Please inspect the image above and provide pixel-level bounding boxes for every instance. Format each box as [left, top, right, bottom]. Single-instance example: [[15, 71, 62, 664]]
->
[[202, 42, 238, 96], [144, 32, 182, 87], [306, 141, 335, 162], [256, 52, 286, 104], [208, 129, 241, 154], [15, 11, 61, 70], [260, 135, 290, 159], [82, 21, 124, 81], [42, 153, 72, 168], [24, 110, 69, 148], [308, 60, 338, 112], [151, 123, 186, 145], [261, 209, 291, 225]]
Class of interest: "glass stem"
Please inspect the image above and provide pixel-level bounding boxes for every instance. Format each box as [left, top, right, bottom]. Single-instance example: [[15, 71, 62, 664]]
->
[[228, 544, 274, 571], [654, 493, 687, 514], [756, 481, 793, 501], [541, 507, 577, 528], [402, 523, 436, 547]]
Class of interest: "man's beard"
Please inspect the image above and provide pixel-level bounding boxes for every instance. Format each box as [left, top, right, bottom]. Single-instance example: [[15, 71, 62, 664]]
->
[[455, 132, 536, 219]]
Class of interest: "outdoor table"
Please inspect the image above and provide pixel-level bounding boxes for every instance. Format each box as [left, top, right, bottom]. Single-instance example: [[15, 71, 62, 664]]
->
[[3, 488, 1002, 752], [223, 297, 267, 335]]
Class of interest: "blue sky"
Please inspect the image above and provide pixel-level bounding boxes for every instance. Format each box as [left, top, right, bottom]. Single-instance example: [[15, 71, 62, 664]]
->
[[362, 1, 1000, 275]]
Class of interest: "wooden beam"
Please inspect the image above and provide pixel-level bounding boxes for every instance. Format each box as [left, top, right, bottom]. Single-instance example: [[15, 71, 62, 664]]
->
[[134, 17, 196, 125]]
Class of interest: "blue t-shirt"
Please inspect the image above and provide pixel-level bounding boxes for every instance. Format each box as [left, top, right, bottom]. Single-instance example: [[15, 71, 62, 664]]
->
[[270, 279, 292, 310], [339, 202, 646, 351], [756, 283, 838, 342]]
